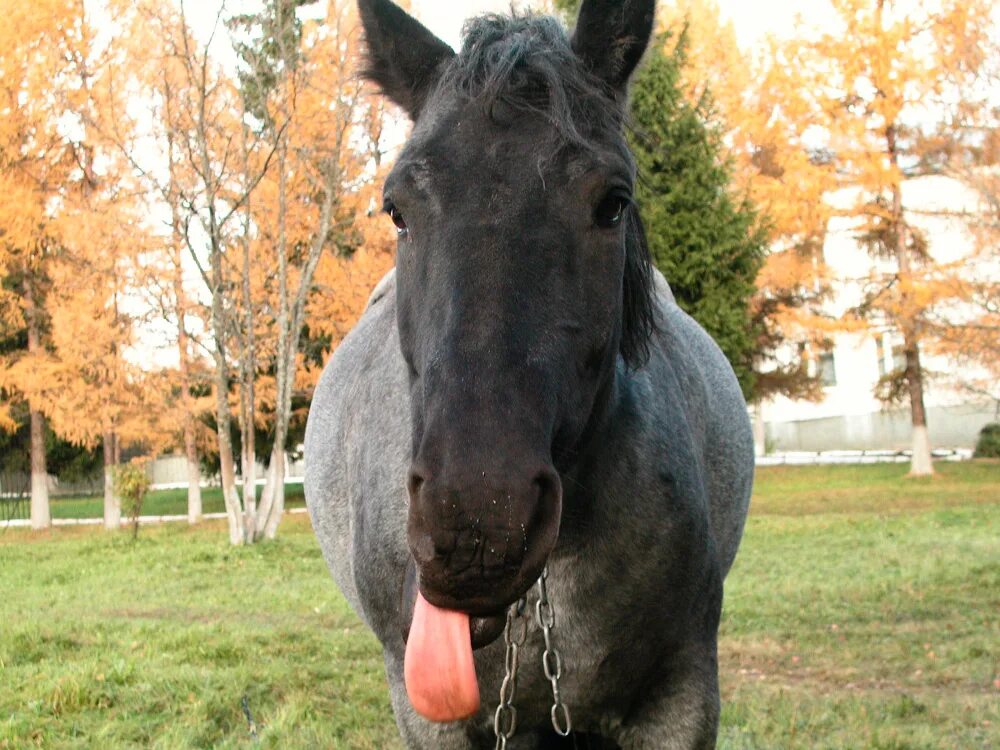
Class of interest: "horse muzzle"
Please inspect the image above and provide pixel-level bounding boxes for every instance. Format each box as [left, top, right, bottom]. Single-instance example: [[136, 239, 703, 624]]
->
[[403, 460, 562, 631], [400, 559, 509, 650]]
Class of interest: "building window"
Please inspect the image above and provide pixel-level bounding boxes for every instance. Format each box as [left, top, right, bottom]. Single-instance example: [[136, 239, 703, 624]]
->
[[818, 351, 837, 387], [799, 340, 837, 387], [877, 334, 906, 376]]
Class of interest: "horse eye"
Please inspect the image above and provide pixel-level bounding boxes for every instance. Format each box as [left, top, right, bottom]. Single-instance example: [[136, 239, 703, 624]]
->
[[385, 202, 407, 235], [594, 193, 629, 229]]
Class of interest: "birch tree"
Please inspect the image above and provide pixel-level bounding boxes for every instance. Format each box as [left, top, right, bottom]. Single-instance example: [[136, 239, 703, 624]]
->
[[109, 0, 282, 543], [230, 0, 376, 539]]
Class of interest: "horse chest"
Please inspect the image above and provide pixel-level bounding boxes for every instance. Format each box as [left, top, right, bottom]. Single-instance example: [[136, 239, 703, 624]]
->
[[472, 559, 665, 736]]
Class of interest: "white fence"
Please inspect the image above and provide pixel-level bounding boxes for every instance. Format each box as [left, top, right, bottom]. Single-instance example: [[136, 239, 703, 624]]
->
[[756, 448, 973, 466], [146, 454, 305, 490], [0, 508, 309, 530]]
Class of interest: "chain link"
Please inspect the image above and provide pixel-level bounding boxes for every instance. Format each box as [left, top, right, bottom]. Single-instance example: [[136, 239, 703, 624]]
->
[[494, 597, 527, 750], [535, 566, 572, 737], [493, 567, 572, 747]]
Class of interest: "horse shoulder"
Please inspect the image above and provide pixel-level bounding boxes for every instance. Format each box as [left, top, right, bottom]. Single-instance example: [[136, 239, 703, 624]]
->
[[649, 283, 754, 577], [305, 271, 411, 629]]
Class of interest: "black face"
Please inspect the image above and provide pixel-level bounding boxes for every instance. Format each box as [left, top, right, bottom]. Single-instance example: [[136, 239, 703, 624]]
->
[[358, 0, 655, 619], [389, 101, 633, 613]]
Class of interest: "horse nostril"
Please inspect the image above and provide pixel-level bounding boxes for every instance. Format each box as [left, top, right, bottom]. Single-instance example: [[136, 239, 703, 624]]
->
[[533, 468, 561, 506], [531, 466, 563, 536], [407, 469, 426, 501]]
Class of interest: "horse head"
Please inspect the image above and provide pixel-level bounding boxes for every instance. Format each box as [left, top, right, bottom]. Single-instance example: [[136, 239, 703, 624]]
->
[[359, 0, 657, 633]]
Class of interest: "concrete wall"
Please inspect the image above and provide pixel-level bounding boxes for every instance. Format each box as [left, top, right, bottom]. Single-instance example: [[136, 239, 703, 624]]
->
[[765, 401, 996, 453], [145, 454, 305, 489]]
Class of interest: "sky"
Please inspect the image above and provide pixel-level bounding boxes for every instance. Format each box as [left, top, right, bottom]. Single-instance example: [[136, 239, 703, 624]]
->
[[412, 0, 816, 51], [183, 0, 824, 65]]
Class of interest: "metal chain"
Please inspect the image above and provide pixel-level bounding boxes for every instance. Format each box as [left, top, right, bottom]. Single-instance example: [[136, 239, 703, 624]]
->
[[535, 566, 572, 737], [493, 567, 572, 747], [494, 597, 527, 750]]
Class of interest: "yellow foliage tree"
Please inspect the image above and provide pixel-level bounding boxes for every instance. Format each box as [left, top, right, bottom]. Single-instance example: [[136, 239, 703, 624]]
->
[[1, 0, 174, 527], [226, 0, 392, 541], [0, 0, 88, 528], [773, 0, 996, 474]]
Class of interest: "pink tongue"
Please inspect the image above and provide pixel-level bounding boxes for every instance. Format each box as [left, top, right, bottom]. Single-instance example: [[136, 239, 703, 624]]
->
[[404, 592, 480, 722]]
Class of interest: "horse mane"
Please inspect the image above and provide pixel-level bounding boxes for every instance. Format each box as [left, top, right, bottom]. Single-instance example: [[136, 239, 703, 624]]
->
[[438, 13, 658, 369]]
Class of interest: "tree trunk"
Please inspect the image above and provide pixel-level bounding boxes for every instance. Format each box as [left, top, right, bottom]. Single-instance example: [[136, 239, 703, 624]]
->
[[261, 445, 285, 539], [215, 376, 243, 545], [24, 279, 50, 530], [240, 408, 257, 540], [260, 157, 338, 540], [209, 235, 244, 545], [184, 424, 202, 524], [887, 125, 934, 477], [103, 431, 121, 530], [176, 264, 202, 524], [904, 343, 933, 475], [260, 141, 290, 540], [29, 408, 50, 530], [239, 125, 258, 542], [256, 451, 277, 536], [189, 39, 245, 544]]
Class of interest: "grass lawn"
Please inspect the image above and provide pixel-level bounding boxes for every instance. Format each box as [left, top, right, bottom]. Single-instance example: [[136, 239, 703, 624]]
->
[[1, 462, 997, 749], [2, 485, 306, 522]]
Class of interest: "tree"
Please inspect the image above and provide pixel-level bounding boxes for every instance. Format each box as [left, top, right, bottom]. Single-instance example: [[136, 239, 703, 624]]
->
[[0, 0, 89, 529], [2, 0, 391, 539], [651, 0, 835, 409], [107, 0, 283, 544], [228, 0, 319, 542], [629, 29, 766, 397], [775, 0, 996, 475], [107, 0, 388, 544], [103, 0, 219, 526], [0, 0, 171, 529], [227, 0, 383, 540], [552, 1, 774, 400], [924, 168, 1000, 410], [921, 51, 1000, 414]]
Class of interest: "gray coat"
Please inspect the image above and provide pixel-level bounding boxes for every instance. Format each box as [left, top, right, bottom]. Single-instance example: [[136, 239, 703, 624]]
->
[[305, 268, 753, 749]]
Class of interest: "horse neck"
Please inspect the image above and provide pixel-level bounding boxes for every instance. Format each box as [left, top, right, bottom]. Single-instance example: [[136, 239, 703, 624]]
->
[[556, 356, 624, 482]]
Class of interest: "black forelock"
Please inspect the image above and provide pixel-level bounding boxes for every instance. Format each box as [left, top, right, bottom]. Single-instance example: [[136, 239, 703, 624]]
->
[[437, 13, 624, 149]]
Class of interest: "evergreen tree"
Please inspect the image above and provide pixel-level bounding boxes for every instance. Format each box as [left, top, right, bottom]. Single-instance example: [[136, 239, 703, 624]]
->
[[554, 1, 765, 395], [629, 29, 765, 396]]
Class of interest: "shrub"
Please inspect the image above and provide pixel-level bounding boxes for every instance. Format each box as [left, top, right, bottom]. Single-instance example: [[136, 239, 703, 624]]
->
[[114, 462, 151, 539], [974, 423, 1000, 459]]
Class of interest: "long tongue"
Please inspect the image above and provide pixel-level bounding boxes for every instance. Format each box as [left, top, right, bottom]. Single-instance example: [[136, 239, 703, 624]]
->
[[404, 592, 480, 722]]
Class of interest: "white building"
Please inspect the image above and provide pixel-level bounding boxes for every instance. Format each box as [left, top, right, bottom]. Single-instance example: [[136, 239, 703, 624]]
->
[[756, 176, 997, 453]]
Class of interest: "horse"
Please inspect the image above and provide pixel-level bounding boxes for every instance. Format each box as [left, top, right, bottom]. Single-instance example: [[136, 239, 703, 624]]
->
[[304, 1, 754, 747]]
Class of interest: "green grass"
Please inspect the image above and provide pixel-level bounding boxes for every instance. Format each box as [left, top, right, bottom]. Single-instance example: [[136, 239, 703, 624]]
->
[[720, 462, 999, 749], [2, 485, 306, 522], [1, 462, 998, 749], [0, 516, 394, 750], [749, 461, 1000, 516]]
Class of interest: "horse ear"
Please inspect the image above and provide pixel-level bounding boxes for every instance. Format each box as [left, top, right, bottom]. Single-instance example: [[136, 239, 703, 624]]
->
[[570, 0, 655, 92], [358, 0, 455, 119]]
